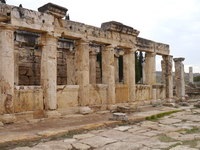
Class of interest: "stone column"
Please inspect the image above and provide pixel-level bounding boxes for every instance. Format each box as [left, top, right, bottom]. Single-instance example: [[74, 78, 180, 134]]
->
[[0, 26, 15, 117], [123, 49, 136, 102], [102, 45, 115, 104], [89, 50, 97, 84], [114, 56, 119, 83], [162, 55, 173, 99], [142, 61, 146, 84], [66, 51, 76, 85], [189, 67, 193, 84], [173, 57, 185, 100], [75, 39, 90, 106], [144, 52, 156, 85], [41, 34, 59, 116]]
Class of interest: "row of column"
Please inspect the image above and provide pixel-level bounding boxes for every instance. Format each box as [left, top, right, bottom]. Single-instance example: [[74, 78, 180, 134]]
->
[[0, 26, 186, 115], [0, 27, 136, 114]]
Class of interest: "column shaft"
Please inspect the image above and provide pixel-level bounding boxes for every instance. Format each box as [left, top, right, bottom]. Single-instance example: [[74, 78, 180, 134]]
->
[[41, 34, 57, 110], [189, 67, 193, 83], [89, 52, 97, 84], [0, 27, 15, 114], [163, 55, 173, 99], [66, 52, 76, 85], [144, 52, 156, 85], [75, 40, 90, 106], [102, 45, 115, 104], [174, 57, 185, 100], [124, 50, 136, 101]]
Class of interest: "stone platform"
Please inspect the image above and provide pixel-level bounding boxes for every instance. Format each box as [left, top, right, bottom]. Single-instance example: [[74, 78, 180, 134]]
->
[[0, 105, 187, 149]]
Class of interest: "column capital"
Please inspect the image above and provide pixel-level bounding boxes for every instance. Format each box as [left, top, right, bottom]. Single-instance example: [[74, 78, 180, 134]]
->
[[173, 57, 185, 62], [76, 39, 90, 45]]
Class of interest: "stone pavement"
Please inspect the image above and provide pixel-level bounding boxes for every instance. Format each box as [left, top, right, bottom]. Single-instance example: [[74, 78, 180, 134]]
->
[[1, 105, 200, 149]]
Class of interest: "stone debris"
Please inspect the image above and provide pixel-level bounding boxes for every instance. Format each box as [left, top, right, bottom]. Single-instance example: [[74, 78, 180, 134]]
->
[[178, 102, 190, 106], [1, 114, 16, 124], [194, 101, 200, 108], [0, 121, 4, 127], [163, 102, 177, 107], [79, 107, 93, 115], [71, 142, 91, 150], [110, 112, 128, 121]]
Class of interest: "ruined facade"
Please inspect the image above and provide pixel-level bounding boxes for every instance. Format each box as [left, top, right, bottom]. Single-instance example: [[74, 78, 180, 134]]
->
[[0, 3, 175, 119]]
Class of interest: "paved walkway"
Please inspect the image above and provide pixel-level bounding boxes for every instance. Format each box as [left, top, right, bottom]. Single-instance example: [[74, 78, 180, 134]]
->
[[1, 105, 200, 149]]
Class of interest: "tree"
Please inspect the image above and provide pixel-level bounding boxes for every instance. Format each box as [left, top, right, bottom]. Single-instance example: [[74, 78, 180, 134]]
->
[[135, 51, 144, 83]]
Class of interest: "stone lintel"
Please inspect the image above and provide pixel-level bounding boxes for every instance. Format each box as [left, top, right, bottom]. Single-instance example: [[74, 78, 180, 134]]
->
[[38, 3, 68, 18], [137, 37, 169, 55], [173, 57, 185, 62], [101, 21, 139, 36]]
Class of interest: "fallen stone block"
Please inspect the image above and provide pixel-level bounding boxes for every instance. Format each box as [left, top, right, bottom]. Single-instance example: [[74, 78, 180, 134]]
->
[[163, 103, 176, 107], [178, 102, 190, 107], [45, 111, 61, 118], [0, 121, 4, 127], [110, 113, 128, 121], [79, 107, 93, 115], [1, 114, 16, 124], [194, 102, 200, 108]]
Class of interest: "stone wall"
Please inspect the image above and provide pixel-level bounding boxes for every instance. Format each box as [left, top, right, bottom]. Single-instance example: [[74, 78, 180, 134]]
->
[[14, 86, 43, 113], [57, 85, 79, 109], [14, 31, 41, 86], [115, 84, 129, 103], [135, 85, 151, 101]]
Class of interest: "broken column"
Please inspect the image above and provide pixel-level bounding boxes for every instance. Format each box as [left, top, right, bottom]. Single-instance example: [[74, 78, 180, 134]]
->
[[189, 66, 193, 84], [173, 57, 185, 101], [162, 55, 173, 100], [75, 39, 90, 106], [0, 26, 16, 123], [41, 34, 60, 117], [123, 49, 136, 102], [102, 45, 115, 104]]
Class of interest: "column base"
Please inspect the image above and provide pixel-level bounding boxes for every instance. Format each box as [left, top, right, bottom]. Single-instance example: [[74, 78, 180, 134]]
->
[[45, 110, 61, 118]]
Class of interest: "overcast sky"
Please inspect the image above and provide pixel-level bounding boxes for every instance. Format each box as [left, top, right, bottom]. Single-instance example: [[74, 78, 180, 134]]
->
[[8, 0, 200, 73]]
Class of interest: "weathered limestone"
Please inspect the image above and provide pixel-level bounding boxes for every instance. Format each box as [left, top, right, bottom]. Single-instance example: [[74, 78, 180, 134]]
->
[[162, 55, 173, 99], [189, 66, 193, 83], [41, 34, 57, 110], [123, 49, 136, 101], [89, 49, 97, 84], [144, 52, 156, 85], [174, 57, 185, 100], [66, 51, 76, 85], [0, 26, 15, 114], [102, 45, 115, 104], [0, 2, 176, 118], [75, 40, 90, 106]]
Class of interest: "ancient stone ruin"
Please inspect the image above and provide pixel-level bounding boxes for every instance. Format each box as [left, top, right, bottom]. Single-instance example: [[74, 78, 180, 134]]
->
[[0, 3, 185, 121]]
